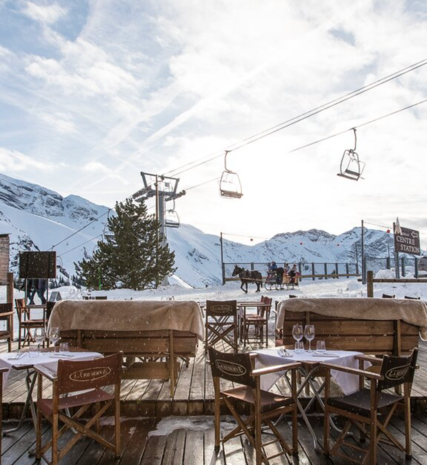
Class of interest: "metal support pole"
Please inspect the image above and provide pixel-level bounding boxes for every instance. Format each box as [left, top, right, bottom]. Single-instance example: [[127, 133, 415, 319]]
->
[[220, 233, 225, 285], [393, 222, 400, 279], [361, 220, 366, 284]]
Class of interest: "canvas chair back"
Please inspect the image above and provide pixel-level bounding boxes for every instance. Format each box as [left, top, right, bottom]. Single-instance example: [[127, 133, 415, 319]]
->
[[377, 348, 418, 392], [205, 300, 238, 351], [209, 346, 255, 388], [57, 352, 122, 396]]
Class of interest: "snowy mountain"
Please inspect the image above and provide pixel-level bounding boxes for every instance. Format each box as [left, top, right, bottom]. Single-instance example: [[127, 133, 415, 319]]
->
[[0, 173, 108, 279], [0, 173, 395, 288]]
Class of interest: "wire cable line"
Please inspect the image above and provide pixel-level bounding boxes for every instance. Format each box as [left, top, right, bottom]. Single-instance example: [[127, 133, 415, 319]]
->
[[164, 58, 427, 178], [180, 97, 427, 192], [58, 234, 104, 257], [51, 60, 427, 260], [288, 97, 427, 154], [364, 221, 393, 230], [50, 209, 111, 250]]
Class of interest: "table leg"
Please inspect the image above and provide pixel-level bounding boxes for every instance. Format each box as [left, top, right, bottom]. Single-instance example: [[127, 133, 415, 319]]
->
[[3, 369, 37, 436], [275, 365, 352, 450]]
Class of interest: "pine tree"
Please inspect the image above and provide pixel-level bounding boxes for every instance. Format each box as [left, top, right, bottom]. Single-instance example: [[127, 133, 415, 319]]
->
[[76, 198, 176, 290]]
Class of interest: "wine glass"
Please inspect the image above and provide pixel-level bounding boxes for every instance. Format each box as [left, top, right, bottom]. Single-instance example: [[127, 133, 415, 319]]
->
[[48, 326, 60, 353], [304, 325, 315, 352], [34, 328, 46, 354], [292, 324, 303, 352]]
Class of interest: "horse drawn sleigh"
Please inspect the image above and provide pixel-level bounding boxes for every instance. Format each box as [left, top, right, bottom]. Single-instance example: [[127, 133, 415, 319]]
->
[[264, 270, 300, 291], [232, 265, 300, 293]]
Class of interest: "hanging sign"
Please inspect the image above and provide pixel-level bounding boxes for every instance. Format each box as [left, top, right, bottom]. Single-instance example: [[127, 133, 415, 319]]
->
[[394, 225, 420, 255]]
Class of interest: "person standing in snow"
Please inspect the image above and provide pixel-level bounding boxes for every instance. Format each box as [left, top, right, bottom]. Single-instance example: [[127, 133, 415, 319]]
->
[[27, 279, 37, 305], [36, 278, 47, 304]]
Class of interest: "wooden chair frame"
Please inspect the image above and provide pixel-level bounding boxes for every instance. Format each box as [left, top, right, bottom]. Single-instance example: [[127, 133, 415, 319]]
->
[[205, 300, 238, 353], [35, 352, 123, 465], [382, 293, 395, 299], [0, 366, 7, 457], [15, 298, 45, 349], [323, 349, 418, 464], [0, 302, 13, 352], [243, 296, 272, 346], [209, 347, 300, 465]]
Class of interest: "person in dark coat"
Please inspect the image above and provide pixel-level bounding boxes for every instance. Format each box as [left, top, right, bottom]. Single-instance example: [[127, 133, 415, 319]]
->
[[276, 265, 285, 287], [36, 279, 47, 304], [289, 264, 298, 284], [27, 279, 37, 305]]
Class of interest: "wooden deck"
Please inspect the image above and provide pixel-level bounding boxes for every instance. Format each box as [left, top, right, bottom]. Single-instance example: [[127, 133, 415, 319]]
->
[[1, 339, 427, 463], [2, 338, 427, 419], [3, 413, 427, 464]]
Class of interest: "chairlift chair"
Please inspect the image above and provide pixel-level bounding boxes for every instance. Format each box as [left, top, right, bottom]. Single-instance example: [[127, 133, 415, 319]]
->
[[165, 208, 180, 228], [337, 128, 365, 181], [219, 150, 243, 199]]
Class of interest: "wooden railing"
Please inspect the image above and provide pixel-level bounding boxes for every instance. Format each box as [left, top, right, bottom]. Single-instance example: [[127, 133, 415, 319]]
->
[[366, 270, 427, 297]]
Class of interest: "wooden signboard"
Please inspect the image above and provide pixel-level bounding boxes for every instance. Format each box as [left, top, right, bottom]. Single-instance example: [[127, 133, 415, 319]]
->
[[19, 251, 57, 279], [394, 226, 421, 256], [0, 235, 10, 285]]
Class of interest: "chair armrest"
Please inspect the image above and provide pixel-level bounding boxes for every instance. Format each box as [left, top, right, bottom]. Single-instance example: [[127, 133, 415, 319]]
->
[[321, 362, 382, 380], [354, 354, 383, 365], [252, 361, 301, 377], [0, 311, 14, 317], [34, 365, 57, 381]]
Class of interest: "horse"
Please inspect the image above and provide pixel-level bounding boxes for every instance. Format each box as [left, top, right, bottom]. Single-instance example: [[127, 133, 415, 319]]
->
[[232, 265, 263, 293]]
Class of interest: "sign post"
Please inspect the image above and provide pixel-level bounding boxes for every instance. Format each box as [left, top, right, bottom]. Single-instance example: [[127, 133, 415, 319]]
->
[[394, 226, 421, 255], [393, 220, 420, 279]]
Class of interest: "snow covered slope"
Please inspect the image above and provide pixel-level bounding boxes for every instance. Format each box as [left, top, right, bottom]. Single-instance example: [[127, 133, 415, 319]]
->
[[0, 174, 394, 288]]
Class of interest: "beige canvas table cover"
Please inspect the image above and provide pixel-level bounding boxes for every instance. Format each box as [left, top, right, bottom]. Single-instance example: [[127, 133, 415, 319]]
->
[[276, 298, 427, 340], [50, 300, 204, 341]]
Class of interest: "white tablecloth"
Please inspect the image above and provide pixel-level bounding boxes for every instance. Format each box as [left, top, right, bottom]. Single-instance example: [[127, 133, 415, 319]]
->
[[0, 351, 103, 386], [254, 348, 369, 395]]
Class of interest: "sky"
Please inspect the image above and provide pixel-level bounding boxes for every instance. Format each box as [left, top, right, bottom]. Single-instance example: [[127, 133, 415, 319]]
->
[[0, 0, 426, 246]]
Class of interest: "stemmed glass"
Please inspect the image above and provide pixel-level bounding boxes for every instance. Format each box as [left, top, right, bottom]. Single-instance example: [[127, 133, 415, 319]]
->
[[48, 326, 60, 353], [34, 328, 46, 355], [292, 324, 303, 352], [304, 325, 315, 352]]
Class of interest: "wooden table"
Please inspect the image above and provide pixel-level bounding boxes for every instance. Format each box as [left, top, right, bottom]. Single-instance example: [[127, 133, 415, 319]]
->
[[254, 347, 368, 450], [0, 348, 102, 436], [50, 300, 204, 397]]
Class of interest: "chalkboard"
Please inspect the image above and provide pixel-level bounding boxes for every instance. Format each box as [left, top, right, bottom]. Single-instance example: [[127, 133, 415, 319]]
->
[[19, 251, 57, 279]]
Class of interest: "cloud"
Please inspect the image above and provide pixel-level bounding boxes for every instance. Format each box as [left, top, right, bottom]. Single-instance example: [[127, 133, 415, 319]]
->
[[22, 2, 67, 25], [1, 0, 427, 241], [39, 111, 77, 135], [0, 147, 55, 172], [82, 162, 129, 187]]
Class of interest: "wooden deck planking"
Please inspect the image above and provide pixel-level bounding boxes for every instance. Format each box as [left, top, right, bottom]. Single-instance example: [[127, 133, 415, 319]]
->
[[2, 337, 427, 422], [3, 414, 427, 464]]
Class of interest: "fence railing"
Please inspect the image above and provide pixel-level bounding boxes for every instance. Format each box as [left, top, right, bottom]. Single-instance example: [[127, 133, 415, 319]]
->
[[364, 256, 423, 282], [222, 261, 359, 285]]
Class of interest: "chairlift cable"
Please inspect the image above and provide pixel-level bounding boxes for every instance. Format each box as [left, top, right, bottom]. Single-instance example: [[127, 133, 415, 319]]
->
[[225, 58, 427, 154], [53, 61, 427, 257], [164, 58, 427, 178], [50, 209, 111, 250], [288, 97, 427, 154], [181, 97, 427, 192], [57, 234, 104, 258]]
